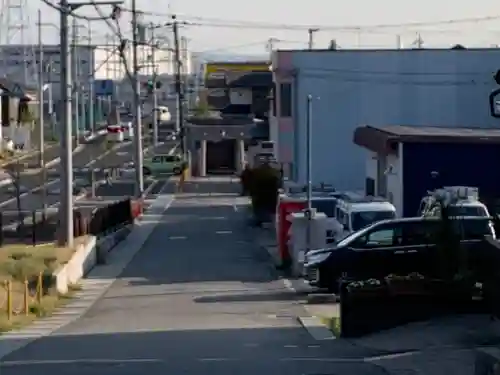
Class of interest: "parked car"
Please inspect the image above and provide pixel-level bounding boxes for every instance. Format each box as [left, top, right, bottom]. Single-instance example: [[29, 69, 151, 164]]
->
[[303, 216, 496, 293], [142, 154, 184, 176], [106, 125, 124, 142]]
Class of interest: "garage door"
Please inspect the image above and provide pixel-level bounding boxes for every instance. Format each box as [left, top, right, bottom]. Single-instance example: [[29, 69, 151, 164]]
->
[[206, 139, 236, 174]]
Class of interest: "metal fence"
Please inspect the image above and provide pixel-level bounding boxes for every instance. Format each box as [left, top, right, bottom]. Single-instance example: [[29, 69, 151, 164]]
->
[[0, 273, 52, 323]]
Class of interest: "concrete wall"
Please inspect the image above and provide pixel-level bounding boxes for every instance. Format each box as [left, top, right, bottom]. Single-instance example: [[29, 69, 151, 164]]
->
[[272, 48, 500, 190]]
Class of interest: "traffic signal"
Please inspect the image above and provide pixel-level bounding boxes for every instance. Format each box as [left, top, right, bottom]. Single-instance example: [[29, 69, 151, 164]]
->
[[146, 80, 162, 92]]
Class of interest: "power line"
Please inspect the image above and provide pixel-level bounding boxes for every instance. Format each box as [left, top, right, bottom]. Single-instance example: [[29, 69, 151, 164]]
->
[[113, 9, 500, 32]]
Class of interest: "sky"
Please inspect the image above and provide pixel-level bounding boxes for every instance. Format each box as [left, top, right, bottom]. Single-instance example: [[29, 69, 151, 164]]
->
[[10, 0, 500, 55]]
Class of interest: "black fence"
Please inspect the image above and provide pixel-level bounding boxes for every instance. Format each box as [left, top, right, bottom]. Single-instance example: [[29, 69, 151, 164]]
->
[[0, 199, 138, 247], [88, 199, 133, 236]]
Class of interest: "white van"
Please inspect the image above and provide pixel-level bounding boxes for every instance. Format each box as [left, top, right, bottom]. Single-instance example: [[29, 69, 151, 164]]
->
[[333, 193, 397, 241]]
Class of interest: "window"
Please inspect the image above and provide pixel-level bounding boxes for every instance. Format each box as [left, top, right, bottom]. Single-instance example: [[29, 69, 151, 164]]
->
[[365, 178, 375, 196], [152, 156, 162, 163], [311, 198, 337, 218], [351, 226, 400, 248], [164, 155, 178, 162], [401, 221, 435, 246], [447, 205, 488, 217], [351, 210, 396, 232], [366, 229, 395, 247], [279, 83, 291, 117]]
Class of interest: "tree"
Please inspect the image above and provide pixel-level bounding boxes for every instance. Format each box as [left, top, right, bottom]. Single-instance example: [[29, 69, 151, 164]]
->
[[192, 102, 212, 117]]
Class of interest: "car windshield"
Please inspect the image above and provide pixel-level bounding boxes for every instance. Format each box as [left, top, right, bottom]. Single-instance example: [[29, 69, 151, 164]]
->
[[311, 198, 336, 217], [351, 210, 396, 231], [336, 224, 376, 247], [448, 205, 488, 217], [450, 217, 494, 239]]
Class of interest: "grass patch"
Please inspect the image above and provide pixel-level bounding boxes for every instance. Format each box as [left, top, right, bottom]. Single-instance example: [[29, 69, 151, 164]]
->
[[0, 236, 90, 333]]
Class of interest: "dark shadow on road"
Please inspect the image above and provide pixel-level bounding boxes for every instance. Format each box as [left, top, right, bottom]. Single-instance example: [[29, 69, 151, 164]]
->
[[194, 290, 301, 304], [0, 326, 387, 375], [88, 202, 277, 285]]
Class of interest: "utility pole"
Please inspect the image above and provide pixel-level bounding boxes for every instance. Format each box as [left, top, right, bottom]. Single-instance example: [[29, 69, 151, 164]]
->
[[172, 15, 185, 157], [57, 0, 122, 247], [305, 94, 313, 258], [88, 19, 94, 135], [72, 17, 80, 147], [37, 9, 44, 168], [416, 33, 424, 48], [151, 23, 158, 148], [132, 0, 144, 197], [308, 28, 319, 50], [37, 9, 47, 216], [58, 0, 73, 247]]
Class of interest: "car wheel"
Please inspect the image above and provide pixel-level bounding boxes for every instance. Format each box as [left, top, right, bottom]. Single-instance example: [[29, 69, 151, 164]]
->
[[142, 167, 151, 176], [173, 167, 181, 175]]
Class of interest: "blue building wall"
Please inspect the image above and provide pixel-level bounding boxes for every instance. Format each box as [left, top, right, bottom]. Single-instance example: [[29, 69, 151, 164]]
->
[[402, 142, 500, 217], [290, 49, 500, 190]]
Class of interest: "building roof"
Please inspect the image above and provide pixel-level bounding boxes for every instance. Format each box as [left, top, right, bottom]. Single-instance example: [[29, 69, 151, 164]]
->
[[354, 125, 500, 155], [227, 72, 273, 88]]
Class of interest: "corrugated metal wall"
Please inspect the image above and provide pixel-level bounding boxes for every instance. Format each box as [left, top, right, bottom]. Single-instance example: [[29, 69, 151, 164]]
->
[[288, 49, 500, 190]]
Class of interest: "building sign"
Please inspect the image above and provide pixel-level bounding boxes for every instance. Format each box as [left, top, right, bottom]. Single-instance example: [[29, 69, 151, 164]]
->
[[204, 62, 270, 84]]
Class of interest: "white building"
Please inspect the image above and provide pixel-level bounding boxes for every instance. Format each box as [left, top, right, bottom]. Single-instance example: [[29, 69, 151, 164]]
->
[[271, 48, 500, 191]]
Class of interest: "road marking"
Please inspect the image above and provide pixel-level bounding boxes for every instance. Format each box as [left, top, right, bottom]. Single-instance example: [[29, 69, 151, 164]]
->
[[280, 357, 359, 362], [216, 230, 232, 234], [0, 358, 162, 366], [169, 236, 187, 240], [0, 141, 124, 208]]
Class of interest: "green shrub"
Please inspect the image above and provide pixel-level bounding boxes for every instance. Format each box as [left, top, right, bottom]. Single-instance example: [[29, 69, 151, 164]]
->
[[248, 163, 281, 214]]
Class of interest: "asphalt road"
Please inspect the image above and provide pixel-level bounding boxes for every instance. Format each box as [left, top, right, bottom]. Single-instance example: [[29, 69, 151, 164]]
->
[[0, 182, 384, 375], [0, 138, 141, 225]]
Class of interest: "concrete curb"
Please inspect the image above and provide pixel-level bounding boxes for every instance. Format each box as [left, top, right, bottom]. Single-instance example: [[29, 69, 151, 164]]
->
[[53, 236, 98, 294], [0, 192, 174, 361], [95, 224, 133, 264], [297, 316, 337, 340]]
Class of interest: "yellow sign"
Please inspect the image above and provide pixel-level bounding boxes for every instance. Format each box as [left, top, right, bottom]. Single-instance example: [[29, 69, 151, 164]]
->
[[205, 62, 270, 78]]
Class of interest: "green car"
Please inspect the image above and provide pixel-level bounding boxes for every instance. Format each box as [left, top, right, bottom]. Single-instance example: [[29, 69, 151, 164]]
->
[[143, 154, 184, 176]]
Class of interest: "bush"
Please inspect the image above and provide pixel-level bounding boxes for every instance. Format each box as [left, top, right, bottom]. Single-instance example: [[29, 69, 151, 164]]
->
[[248, 163, 281, 222]]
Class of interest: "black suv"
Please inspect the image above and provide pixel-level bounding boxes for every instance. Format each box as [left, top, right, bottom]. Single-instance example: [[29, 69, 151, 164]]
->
[[303, 216, 496, 293]]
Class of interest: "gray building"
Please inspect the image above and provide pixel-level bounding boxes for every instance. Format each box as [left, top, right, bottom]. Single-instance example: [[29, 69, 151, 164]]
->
[[271, 48, 500, 191]]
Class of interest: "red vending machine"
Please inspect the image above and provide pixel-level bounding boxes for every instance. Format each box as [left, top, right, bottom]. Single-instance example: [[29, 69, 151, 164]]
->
[[277, 197, 306, 266]]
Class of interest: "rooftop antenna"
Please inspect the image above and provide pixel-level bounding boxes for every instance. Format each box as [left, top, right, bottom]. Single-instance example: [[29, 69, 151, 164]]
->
[[0, 0, 38, 85]]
